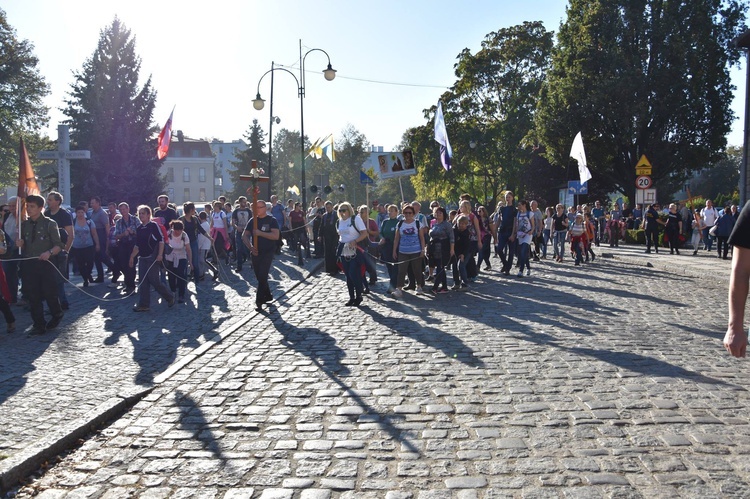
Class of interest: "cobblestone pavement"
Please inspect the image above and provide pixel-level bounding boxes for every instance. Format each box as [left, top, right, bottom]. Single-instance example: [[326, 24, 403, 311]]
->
[[8, 246, 750, 498], [0, 252, 321, 469]]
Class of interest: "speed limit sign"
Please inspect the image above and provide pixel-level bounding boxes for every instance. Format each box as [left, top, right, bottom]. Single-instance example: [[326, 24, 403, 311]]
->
[[636, 175, 652, 189]]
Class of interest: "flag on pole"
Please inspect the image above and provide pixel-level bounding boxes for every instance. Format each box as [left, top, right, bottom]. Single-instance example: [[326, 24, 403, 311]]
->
[[288, 185, 300, 196], [307, 136, 324, 158], [321, 135, 335, 162], [18, 137, 41, 232], [434, 101, 452, 171], [570, 132, 592, 184], [157, 107, 174, 160]]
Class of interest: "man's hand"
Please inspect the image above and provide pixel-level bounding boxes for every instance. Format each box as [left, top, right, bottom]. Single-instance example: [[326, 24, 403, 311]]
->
[[724, 327, 747, 358]]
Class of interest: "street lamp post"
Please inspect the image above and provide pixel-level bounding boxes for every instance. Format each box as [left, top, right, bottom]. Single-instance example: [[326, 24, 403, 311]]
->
[[252, 39, 336, 258]]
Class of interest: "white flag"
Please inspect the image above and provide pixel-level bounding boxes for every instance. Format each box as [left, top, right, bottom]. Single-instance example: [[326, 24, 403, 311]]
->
[[434, 101, 452, 171], [570, 132, 592, 184]]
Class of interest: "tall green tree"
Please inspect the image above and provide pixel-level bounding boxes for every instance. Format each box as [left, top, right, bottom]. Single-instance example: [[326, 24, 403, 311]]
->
[[270, 128, 304, 200], [63, 17, 163, 206], [0, 8, 50, 186], [325, 124, 369, 207], [534, 0, 746, 203], [408, 22, 553, 205], [229, 119, 266, 201]]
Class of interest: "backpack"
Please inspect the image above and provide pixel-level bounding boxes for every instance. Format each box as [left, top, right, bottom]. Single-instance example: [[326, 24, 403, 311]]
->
[[151, 218, 173, 255]]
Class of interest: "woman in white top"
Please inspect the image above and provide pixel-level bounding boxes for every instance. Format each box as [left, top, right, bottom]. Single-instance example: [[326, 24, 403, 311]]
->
[[336, 202, 367, 307], [198, 211, 218, 281], [210, 200, 230, 261], [513, 200, 535, 277], [165, 220, 192, 303]]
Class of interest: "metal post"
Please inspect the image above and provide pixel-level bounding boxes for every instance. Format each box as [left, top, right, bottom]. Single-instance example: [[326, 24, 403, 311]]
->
[[299, 39, 310, 258], [268, 62, 275, 195]]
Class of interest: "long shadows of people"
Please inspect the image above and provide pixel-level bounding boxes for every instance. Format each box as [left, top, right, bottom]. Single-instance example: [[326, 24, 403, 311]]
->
[[359, 304, 486, 368], [174, 390, 227, 460], [271, 315, 420, 455]]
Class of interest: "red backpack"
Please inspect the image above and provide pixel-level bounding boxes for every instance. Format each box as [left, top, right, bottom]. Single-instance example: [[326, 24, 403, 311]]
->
[[152, 217, 173, 255]]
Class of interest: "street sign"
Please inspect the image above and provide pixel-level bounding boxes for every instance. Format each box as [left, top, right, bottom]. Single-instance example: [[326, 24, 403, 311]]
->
[[635, 154, 652, 169], [567, 180, 588, 195], [360, 170, 374, 184], [636, 175, 653, 189], [36, 150, 91, 160], [635, 167, 652, 176], [635, 188, 657, 206]]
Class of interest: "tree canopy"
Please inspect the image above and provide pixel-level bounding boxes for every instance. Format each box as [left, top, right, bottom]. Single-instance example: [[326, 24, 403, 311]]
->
[[0, 8, 49, 186], [534, 0, 746, 204], [63, 17, 163, 206], [228, 119, 266, 202]]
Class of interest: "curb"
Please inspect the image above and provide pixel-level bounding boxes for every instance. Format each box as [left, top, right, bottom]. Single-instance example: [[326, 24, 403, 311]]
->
[[600, 249, 731, 283], [0, 387, 153, 493], [0, 258, 324, 494]]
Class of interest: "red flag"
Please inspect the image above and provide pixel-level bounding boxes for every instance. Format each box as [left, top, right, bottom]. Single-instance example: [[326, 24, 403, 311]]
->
[[157, 108, 174, 160], [18, 137, 41, 233]]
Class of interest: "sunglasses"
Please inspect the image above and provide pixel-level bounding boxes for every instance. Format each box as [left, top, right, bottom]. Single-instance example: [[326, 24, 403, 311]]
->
[[403, 211, 414, 215], [338, 208, 348, 213]]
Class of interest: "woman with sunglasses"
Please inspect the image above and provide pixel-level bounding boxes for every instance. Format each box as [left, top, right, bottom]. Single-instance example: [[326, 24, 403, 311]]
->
[[336, 202, 368, 306], [392, 204, 427, 297]]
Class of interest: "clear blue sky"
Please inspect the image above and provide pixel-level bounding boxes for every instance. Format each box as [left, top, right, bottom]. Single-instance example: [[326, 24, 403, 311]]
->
[[4, 0, 747, 153]]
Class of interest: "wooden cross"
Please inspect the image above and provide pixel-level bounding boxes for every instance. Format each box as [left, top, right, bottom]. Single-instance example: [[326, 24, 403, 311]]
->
[[239, 160, 270, 249]]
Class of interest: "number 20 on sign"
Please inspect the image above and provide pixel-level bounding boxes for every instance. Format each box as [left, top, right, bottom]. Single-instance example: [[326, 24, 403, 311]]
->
[[636, 175, 652, 189]]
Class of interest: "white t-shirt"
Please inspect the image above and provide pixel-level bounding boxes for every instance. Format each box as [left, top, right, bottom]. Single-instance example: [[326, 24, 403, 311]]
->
[[701, 207, 718, 226], [337, 215, 366, 244], [198, 221, 212, 251], [212, 211, 227, 229]]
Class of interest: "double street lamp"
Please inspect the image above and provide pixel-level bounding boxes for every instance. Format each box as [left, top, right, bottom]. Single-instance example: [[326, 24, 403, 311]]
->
[[252, 40, 336, 257]]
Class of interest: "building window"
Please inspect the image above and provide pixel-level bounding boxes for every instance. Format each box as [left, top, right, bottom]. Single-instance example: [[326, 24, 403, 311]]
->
[[192, 149, 199, 158], [199, 188, 206, 202], [173, 149, 182, 158], [183, 167, 190, 182], [199, 168, 206, 182], [167, 188, 174, 199], [184, 188, 190, 201], [215, 177, 223, 186], [166, 167, 174, 182], [219, 147, 223, 154]]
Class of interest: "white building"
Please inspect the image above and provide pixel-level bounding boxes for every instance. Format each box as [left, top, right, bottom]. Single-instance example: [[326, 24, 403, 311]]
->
[[160, 134, 215, 205], [210, 139, 248, 198]]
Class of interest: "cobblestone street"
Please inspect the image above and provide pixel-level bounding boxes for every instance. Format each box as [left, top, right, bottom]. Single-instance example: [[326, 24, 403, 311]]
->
[[4, 248, 749, 497]]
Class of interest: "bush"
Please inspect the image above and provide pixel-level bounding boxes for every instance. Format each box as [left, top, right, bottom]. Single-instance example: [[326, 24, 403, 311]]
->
[[626, 229, 645, 244]]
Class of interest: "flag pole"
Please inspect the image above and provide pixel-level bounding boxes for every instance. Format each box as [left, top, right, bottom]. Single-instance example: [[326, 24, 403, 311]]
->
[[398, 177, 405, 205]]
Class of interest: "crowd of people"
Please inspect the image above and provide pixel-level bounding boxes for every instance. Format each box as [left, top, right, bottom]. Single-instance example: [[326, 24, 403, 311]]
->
[[0, 188, 740, 332]]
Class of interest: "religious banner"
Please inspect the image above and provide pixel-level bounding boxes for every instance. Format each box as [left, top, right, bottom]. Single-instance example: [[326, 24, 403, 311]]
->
[[371, 150, 416, 179]]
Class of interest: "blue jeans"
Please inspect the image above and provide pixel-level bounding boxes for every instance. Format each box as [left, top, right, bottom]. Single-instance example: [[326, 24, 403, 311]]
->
[[234, 232, 247, 269], [496, 231, 515, 270], [189, 240, 201, 281], [553, 230, 566, 258], [341, 251, 364, 300], [452, 255, 468, 285], [542, 229, 551, 258], [518, 243, 530, 271], [703, 227, 714, 251]]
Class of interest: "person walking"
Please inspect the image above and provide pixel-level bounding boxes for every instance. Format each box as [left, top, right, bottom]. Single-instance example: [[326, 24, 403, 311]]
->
[[71, 206, 99, 287], [242, 200, 281, 311], [114, 202, 139, 294], [165, 220, 192, 303], [392, 204, 427, 297], [129, 205, 175, 312], [44, 191, 73, 310], [16, 195, 64, 335], [643, 203, 661, 253], [335, 202, 368, 306]]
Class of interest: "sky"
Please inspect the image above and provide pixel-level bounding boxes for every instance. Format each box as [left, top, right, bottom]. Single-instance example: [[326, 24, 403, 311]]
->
[[4, 0, 748, 154]]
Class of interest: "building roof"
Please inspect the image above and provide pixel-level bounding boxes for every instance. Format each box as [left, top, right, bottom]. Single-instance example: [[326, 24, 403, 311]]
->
[[168, 136, 213, 158]]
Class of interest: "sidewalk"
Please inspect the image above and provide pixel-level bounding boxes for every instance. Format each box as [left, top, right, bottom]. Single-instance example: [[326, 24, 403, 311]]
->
[[594, 242, 733, 282], [0, 249, 323, 492], [5, 243, 749, 496]]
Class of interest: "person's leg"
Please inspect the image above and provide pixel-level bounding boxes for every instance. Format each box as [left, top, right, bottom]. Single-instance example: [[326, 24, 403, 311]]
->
[[0, 295, 14, 327], [137, 257, 153, 308], [167, 261, 177, 293], [342, 259, 356, 301], [23, 263, 45, 329], [54, 252, 68, 309], [42, 262, 63, 322], [459, 257, 468, 285], [120, 243, 137, 289], [2, 258, 18, 303], [177, 259, 187, 299], [149, 261, 174, 303], [396, 252, 408, 288], [410, 254, 425, 288]]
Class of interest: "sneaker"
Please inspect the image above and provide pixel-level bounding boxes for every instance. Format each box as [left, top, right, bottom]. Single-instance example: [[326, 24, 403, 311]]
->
[[416, 286, 425, 295], [403, 284, 416, 291], [526, 269, 531, 276], [391, 289, 403, 298], [451, 284, 461, 291], [133, 305, 150, 312], [46, 314, 64, 330], [437, 288, 450, 294], [167, 296, 176, 308], [517, 270, 524, 277], [27, 326, 46, 336], [426, 275, 434, 283], [459, 283, 469, 291], [7, 322, 15, 334]]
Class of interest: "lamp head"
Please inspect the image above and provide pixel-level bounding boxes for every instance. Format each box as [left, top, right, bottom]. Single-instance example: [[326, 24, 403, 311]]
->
[[252, 93, 265, 111], [323, 64, 337, 81], [274, 116, 281, 125]]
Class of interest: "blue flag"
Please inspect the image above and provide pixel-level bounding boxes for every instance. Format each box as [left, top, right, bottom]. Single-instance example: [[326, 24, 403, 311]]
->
[[434, 101, 452, 171]]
